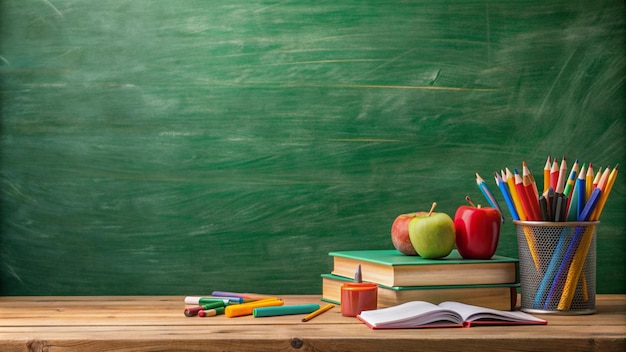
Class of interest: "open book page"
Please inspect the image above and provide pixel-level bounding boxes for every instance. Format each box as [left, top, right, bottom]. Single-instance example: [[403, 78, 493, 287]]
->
[[357, 301, 464, 329], [438, 301, 547, 326]]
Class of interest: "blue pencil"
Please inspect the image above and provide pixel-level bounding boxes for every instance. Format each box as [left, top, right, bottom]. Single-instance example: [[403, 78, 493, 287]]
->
[[476, 173, 505, 222], [494, 172, 519, 221]]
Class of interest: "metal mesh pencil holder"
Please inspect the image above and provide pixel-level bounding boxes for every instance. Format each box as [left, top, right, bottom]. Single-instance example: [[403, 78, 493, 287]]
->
[[514, 220, 598, 315]]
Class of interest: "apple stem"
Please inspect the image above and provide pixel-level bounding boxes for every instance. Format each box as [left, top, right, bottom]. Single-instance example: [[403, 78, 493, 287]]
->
[[465, 196, 477, 208], [427, 202, 437, 216], [478, 204, 482, 209]]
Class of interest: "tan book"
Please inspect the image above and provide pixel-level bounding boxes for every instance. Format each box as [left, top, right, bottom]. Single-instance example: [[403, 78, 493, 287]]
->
[[322, 273, 518, 310], [330, 249, 518, 287]]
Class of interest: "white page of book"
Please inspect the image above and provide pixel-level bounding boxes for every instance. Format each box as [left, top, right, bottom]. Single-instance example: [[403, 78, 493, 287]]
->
[[358, 301, 463, 327], [438, 301, 546, 323]]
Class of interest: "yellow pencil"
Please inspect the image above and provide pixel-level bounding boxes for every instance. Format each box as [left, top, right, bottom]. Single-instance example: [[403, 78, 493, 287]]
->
[[590, 164, 618, 221], [301, 303, 334, 322]]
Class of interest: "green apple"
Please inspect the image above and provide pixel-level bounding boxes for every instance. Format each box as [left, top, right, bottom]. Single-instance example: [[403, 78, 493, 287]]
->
[[408, 202, 456, 259]]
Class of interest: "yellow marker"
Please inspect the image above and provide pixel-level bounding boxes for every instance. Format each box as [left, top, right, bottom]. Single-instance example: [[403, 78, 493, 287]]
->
[[224, 298, 284, 318]]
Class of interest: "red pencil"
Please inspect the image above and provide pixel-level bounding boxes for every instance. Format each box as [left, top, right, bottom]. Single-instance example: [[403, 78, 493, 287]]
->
[[550, 157, 559, 191], [522, 165, 541, 221], [514, 169, 538, 221]]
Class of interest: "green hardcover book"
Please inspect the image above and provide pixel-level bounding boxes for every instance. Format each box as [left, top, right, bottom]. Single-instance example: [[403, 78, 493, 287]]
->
[[329, 249, 518, 287], [321, 273, 519, 311]]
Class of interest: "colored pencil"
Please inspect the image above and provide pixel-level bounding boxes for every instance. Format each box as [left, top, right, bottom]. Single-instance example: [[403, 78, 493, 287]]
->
[[565, 164, 586, 221], [555, 156, 568, 194], [514, 169, 536, 221], [592, 166, 602, 188], [522, 162, 541, 220], [550, 158, 560, 190], [476, 173, 505, 222], [585, 163, 594, 204], [543, 156, 551, 193], [495, 172, 519, 221], [563, 159, 579, 198], [302, 304, 335, 322], [506, 168, 527, 221], [590, 164, 618, 221]]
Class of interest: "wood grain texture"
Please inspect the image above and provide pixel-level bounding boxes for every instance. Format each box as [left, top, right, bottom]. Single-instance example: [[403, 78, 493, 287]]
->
[[0, 0, 624, 295], [0, 295, 624, 352]]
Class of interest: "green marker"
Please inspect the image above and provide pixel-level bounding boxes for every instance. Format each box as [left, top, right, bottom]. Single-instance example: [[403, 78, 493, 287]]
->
[[184, 301, 226, 317], [253, 304, 320, 318], [199, 307, 225, 317]]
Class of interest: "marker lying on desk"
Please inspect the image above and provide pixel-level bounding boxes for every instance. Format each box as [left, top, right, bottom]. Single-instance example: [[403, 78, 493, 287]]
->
[[302, 304, 335, 322], [253, 304, 319, 318], [212, 291, 275, 301], [185, 296, 243, 305], [184, 301, 226, 317], [224, 298, 284, 318], [198, 307, 225, 317]]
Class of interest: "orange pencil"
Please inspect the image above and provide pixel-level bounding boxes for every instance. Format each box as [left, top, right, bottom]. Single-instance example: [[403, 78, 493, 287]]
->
[[543, 156, 551, 193], [585, 163, 594, 204]]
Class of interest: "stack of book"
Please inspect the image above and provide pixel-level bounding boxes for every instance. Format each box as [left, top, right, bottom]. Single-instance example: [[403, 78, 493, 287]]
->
[[322, 249, 520, 311]]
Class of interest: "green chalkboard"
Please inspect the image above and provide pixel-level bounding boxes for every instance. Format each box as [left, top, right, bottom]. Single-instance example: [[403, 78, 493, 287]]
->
[[1, 0, 624, 295]]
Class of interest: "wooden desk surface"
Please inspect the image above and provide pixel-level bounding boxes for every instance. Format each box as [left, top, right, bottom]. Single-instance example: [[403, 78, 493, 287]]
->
[[1, 295, 625, 352]]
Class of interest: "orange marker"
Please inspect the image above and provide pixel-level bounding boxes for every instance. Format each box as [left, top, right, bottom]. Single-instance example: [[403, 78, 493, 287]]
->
[[224, 298, 284, 318]]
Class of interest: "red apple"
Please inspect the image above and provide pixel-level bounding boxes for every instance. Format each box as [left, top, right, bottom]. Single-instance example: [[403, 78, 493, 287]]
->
[[391, 212, 424, 255], [454, 205, 501, 259]]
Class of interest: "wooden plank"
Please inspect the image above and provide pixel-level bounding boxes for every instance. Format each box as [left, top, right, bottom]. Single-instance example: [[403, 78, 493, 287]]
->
[[0, 295, 624, 351]]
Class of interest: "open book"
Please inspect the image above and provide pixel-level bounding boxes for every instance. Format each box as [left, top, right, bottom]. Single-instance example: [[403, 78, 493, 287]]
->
[[357, 301, 547, 329]]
